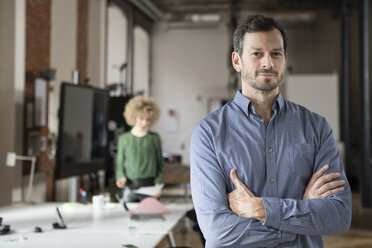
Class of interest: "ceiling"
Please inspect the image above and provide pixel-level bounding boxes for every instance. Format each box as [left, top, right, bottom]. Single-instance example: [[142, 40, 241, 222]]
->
[[150, 0, 342, 15]]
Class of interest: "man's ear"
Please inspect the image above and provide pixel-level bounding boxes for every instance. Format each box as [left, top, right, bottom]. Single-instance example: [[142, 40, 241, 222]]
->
[[232, 51, 242, 72]]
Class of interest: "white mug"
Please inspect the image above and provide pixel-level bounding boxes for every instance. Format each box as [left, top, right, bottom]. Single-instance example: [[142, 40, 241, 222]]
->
[[92, 195, 104, 211]]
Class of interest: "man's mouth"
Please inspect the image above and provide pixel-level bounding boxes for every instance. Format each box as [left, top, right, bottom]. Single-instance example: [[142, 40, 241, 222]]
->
[[256, 69, 278, 76], [258, 73, 276, 77]]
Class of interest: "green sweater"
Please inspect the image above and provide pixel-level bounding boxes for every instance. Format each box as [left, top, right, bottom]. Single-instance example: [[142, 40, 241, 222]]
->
[[115, 131, 164, 184]]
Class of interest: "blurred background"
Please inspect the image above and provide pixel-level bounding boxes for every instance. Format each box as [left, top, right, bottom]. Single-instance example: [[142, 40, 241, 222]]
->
[[0, 0, 372, 246]]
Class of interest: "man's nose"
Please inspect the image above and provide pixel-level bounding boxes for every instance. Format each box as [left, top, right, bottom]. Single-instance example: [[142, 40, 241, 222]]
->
[[261, 54, 273, 69]]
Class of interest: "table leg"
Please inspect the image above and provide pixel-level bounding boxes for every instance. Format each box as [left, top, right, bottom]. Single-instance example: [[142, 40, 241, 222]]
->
[[168, 231, 176, 247]]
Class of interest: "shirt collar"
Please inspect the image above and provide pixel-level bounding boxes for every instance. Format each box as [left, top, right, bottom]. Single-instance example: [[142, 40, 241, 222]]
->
[[233, 90, 285, 115], [275, 92, 285, 112], [233, 90, 252, 115]]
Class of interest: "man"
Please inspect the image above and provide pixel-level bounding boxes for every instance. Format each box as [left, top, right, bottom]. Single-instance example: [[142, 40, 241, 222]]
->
[[190, 15, 351, 247]]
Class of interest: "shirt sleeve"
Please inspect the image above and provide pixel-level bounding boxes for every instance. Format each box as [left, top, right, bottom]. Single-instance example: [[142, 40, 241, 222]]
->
[[262, 118, 351, 235], [190, 122, 296, 248], [154, 134, 164, 184], [115, 136, 126, 180]]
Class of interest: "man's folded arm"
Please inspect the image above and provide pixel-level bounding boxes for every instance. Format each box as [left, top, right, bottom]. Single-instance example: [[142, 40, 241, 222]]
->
[[262, 120, 351, 235], [190, 123, 296, 247]]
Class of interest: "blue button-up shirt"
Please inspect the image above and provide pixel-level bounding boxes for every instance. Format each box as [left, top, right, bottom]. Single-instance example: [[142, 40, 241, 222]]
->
[[190, 90, 351, 248]]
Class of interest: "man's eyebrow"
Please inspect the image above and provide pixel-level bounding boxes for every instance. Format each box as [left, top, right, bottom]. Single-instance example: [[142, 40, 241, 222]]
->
[[272, 48, 284, 52]]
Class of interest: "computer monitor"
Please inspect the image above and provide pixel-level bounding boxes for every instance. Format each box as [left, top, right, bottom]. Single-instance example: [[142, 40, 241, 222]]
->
[[55, 83, 109, 179]]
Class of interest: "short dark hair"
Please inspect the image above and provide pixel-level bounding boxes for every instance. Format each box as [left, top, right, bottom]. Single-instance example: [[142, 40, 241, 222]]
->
[[233, 15, 288, 56]]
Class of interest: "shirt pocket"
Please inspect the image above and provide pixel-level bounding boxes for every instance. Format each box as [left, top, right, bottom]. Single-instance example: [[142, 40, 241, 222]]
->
[[286, 143, 315, 182]]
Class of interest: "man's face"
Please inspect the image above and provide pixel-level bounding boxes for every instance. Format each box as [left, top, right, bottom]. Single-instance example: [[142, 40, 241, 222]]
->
[[232, 29, 287, 93]]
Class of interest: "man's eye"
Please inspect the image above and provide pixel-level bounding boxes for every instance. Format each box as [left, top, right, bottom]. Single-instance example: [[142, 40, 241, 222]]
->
[[252, 52, 260, 56], [273, 52, 282, 57]]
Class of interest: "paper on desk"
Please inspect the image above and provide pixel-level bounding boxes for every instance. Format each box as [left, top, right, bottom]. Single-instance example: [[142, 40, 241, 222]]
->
[[132, 184, 164, 196]]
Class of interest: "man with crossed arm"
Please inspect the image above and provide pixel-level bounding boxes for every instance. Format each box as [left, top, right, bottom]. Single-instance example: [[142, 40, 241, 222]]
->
[[190, 15, 351, 247]]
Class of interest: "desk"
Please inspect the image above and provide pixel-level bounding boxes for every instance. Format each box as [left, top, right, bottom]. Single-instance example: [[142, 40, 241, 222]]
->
[[0, 202, 193, 248]]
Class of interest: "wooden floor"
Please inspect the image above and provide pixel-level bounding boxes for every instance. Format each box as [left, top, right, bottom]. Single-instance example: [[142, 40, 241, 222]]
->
[[157, 193, 372, 248]]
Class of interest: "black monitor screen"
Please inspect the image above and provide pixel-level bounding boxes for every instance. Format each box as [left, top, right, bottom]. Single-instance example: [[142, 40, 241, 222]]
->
[[55, 83, 109, 179]]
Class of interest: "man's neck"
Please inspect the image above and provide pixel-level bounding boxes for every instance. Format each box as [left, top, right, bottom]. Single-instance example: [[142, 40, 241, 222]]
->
[[242, 87, 279, 124]]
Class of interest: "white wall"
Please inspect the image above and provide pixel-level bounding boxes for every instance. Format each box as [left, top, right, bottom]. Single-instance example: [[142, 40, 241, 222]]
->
[[151, 22, 231, 164], [88, 0, 106, 88], [286, 73, 340, 141], [133, 26, 150, 96], [106, 4, 127, 86], [0, 0, 25, 206], [49, 0, 78, 135]]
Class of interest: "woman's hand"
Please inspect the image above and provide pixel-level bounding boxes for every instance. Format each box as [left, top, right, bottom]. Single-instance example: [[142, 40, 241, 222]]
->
[[116, 177, 127, 188], [154, 184, 162, 198]]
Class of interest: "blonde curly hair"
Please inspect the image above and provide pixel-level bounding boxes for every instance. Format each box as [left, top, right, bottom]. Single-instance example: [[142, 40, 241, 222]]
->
[[123, 96, 160, 127]]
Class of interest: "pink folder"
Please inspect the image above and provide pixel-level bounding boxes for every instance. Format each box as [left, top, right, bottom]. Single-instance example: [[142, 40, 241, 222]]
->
[[126, 197, 170, 219]]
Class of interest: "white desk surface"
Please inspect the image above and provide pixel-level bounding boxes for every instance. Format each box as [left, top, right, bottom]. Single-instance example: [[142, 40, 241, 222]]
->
[[0, 202, 193, 248]]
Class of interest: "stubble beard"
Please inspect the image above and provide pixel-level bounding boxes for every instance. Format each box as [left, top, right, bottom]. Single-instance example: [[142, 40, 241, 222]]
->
[[242, 70, 283, 93]]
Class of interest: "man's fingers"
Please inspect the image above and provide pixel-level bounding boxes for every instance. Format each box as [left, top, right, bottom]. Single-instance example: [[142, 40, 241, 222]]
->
[[320, 187, 345, 198], [312, 172, 341, 189], [318, 179, 345, 194], [308, 164, 329, 186], [230, 168, 244, 189], [229, 169, 256, 198]]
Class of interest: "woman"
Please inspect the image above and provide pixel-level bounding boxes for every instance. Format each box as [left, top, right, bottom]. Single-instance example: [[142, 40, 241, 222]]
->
[[115, 96, 164, 202]]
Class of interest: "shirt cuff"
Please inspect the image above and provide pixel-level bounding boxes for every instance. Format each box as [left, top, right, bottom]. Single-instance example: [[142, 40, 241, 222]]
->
[[154, 177, 163, 184], [262, 197, 282, 229]]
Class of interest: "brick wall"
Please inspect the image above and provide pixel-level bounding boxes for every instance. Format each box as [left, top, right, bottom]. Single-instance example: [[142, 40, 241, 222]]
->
[[26, 0, 51, 76], [24, 0, 53, 201], [77, 0, 89, 85], [25, 0, 51, 172]]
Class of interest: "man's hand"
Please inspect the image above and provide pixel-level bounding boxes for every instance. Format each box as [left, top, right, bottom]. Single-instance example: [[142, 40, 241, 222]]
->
[[303, 164, 345, 200], [116, 177, 127, 188], [227, 169, 266, 222]]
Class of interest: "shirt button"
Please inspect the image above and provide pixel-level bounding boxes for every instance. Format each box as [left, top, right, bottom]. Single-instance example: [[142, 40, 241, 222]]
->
[[260, 119, 264, 123], [269, 178, 274, 183], [268, 147, 273, 153]]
